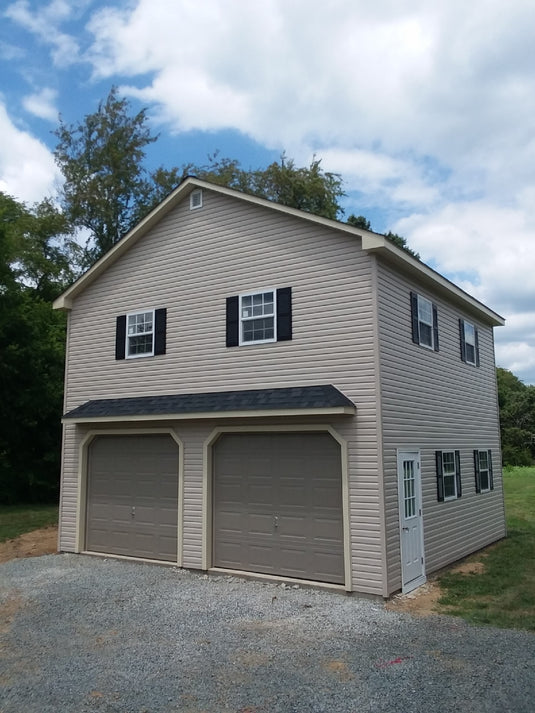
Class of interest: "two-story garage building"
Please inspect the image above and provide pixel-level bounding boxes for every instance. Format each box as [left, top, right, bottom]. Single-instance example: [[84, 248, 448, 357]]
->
[[53, 177, 506, 598]]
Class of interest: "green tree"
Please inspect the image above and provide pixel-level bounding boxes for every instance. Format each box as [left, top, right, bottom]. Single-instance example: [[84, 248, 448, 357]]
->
[[54, 86, 162, 268], [346, 214, 371, 230], [190, 153, 345, 221], [0, 193, 69, 503], [383, 230, 420, 260], [496, 367, 535, 466]]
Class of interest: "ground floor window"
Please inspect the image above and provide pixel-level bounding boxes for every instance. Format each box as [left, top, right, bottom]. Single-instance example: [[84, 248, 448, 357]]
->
[[436, 450, 461, 501], [474, 449, 494, 492]]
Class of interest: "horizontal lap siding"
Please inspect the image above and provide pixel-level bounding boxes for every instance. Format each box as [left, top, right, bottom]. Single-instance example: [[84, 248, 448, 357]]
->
[[61, 191, 384, 594], [58, 423, 79, 552], [376, 261, 505, 594]]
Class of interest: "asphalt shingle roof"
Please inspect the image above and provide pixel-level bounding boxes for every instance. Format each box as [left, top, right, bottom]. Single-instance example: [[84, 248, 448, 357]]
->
[[63, 384, 355, 420]]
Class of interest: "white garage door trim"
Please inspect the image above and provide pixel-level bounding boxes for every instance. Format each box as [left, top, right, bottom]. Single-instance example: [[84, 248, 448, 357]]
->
[[76, 428, 184, 565], [203, 424, 351, 591]]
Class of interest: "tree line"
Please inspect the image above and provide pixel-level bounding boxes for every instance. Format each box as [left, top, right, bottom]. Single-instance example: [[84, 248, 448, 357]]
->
[[0, 88, 532, 502]]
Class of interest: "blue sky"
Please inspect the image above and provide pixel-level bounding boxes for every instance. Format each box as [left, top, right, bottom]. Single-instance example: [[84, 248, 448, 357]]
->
[[1, 0, 535, 384]]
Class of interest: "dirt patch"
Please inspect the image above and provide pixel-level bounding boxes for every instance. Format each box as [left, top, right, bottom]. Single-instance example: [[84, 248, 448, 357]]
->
[[386, 559, 486, 616], [386, 580, 442, 616], [0, 525, 58, 564]]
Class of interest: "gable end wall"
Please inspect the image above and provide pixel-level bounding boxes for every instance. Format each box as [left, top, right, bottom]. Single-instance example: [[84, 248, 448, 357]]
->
[[59, 190, 386, 595]]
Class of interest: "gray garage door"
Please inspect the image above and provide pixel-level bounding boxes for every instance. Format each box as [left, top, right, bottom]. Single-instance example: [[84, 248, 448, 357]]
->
[[213, 432, 344, 584], [86, 434, 179, 561]]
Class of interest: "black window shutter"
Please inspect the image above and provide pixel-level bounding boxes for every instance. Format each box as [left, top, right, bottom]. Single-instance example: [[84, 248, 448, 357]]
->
[[488, 449, 494, 490], [154, 308, 167, 355], [276, 287, 292, 341], [115, 315, 126, 360], [455, 450, 462, 498], [475, 328, 480, 367], [432, 304, 439, 352], [474, 450, 481, 493], [459, 319, 467, 362], [436, 451, 444, 502], [226, 296, 239, 347], [410, 292, 419, 344]]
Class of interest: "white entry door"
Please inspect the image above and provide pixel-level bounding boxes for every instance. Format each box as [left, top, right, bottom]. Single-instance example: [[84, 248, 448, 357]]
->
[[397, 450, 426, 593]]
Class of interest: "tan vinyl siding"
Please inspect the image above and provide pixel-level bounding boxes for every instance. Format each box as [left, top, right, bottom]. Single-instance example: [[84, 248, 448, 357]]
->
[[376, 259, 505, 594], [58, 422, 80, 552], [60, 190, 384, 594]]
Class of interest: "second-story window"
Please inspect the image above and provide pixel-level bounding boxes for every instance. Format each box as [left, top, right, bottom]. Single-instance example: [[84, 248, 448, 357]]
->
[[240, 290, 276, 344], [460, 319, 480, 366], [411, 292, 439, 351], [127, 310, 154, 357], [226, 288, 292, 347], [115, 308, 167, 360]]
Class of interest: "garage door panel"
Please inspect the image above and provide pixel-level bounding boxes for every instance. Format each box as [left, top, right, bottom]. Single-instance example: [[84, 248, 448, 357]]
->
[[213, 432, 344, 584], [278, 515, 307, 537], [248, 476, 273, 500], [86, 435, 179, 562], [248, 513, 274, 535], [279, 484, 307, 506], [248, 544, 275, 571]]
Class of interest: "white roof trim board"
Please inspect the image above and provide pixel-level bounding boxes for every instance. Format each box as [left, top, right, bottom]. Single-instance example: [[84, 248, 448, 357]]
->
[[53, 177, 505, 327]]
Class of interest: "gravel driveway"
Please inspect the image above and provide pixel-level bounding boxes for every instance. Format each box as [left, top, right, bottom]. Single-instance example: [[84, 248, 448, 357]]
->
[[1, 554, 533, 713]]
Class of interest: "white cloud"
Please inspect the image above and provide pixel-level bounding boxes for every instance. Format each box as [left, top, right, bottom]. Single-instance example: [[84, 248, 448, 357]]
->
[[5, 0, 80, 66], [0, 102, 60, 203], [22, 87, 58, 121], [84, 1, 535, 208], [320, 148, 440, 209]]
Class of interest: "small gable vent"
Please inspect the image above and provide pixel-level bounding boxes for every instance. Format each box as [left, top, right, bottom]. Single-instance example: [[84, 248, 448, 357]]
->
[[190, 189, 203, 210]]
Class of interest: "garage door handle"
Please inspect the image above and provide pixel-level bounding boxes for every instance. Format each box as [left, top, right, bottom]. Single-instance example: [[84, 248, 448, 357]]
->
[[274, 516, 279, 529], [131, 507, 135, 518]]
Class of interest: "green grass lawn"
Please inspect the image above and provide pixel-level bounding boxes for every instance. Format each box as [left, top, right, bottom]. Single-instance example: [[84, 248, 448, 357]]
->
[[0, 503, 58, 543], [438, 465, 535, 631]]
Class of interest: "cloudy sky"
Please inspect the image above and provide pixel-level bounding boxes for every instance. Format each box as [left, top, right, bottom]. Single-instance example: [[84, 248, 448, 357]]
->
[[1, 0, 534, 383]]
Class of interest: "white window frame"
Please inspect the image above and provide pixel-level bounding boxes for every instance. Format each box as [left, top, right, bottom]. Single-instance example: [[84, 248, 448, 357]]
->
[[190, 189, 203, 210], [441, 450, 458, 500], [417, 294, 434, 350], [126, 309, 155, 359], [463, 320, 477, 365], [239, 289, 277, 346], [477, 450, 491, 493]]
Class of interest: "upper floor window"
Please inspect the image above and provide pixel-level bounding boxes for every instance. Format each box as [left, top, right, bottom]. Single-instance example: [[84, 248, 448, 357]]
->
[[226, 287, 292, 347], [460, 319, 480, 366], [411, 292, 439, 351], [474, 449, 494, 493], [436, 450, 461, 501], [127, 311, 154, 357], [115, 308, 167, 360], [240, 290, 276, 344]]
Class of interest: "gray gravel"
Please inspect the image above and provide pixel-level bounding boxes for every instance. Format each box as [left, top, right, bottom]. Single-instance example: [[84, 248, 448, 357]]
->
[[1, 555, 533, 713]]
